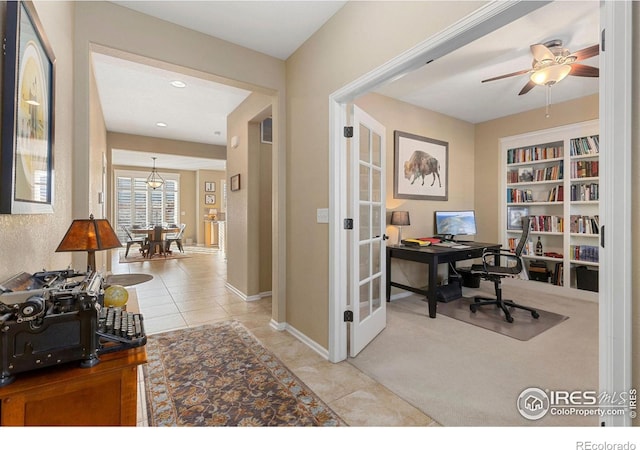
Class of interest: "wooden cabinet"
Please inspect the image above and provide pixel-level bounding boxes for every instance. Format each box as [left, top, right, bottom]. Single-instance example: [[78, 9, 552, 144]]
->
[[0, 347, 146, 426], [0, 292, 147, 426]]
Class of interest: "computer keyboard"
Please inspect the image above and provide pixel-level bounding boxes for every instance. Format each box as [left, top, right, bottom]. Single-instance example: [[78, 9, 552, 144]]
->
[[433, 242, 470, 249]]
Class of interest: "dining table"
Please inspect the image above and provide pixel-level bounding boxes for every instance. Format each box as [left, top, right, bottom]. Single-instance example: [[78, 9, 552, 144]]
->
[[129, 226, 179, 258]]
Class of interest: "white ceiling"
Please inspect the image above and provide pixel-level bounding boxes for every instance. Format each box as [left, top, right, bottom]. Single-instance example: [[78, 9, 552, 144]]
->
[[97, 1, 600, 171], [375, 1, 600, 123]]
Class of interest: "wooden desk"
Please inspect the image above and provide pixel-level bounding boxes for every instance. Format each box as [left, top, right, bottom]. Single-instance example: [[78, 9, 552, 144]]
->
[[0, 291, 147, 426], [386, 242, 501, 319]]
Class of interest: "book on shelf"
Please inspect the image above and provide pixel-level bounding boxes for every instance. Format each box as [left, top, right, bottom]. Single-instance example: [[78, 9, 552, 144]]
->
[[569, 215, 599, 234], [529, 215, 564, 233], [570, 135, 600, 156], [570, 183, 599, 201], [546, 185, 563, 202], [507, 144, 563, 164], [571, 160, 599, 178], [570, 245, 599, 262]]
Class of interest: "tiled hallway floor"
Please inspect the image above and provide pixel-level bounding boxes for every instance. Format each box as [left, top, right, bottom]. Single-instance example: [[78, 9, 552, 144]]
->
[[110, 248, 436, 427]]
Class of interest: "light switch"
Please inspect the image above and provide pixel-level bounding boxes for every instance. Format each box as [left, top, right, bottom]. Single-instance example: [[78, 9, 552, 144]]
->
[[317, 208, 329, 223]]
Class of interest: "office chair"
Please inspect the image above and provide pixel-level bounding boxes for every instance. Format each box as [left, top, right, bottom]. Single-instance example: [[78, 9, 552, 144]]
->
[[469, 216, 540, 323]]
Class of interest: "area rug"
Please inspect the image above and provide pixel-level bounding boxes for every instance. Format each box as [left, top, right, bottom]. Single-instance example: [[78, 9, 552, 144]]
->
[[435, 296, 569, 341], [119, 245, 217, 263], [143, 321, 345, 426]]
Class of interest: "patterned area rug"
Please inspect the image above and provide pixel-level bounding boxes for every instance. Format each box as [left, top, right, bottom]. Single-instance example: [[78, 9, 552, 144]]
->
[[143, 321, 345, 426], [119, 246, 217, 263]]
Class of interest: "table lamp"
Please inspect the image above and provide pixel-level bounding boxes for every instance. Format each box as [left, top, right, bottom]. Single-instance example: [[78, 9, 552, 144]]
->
[[390, 211, 410, 244], [56, 214, 122, 271], [209, 208, 217, 220]]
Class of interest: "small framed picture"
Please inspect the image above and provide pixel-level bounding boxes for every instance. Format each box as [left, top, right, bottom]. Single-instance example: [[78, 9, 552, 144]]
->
[[230, 174, 241, 191], [205, 181, 216, 192], [507, 206, 529, 230], [205, 194, 216, 205]]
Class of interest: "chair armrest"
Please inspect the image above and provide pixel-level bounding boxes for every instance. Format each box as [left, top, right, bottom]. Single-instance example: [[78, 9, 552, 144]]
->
[[481, 248, 522, 270]]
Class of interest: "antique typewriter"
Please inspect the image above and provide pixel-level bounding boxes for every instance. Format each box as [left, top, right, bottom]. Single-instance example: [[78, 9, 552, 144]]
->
[[0, 269, 146, 386]]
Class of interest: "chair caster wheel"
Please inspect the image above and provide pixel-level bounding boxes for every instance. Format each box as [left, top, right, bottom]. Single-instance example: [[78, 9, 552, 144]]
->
[[532, 311, 540, 319], [470, 304, 477, 313], [506, 316, 514, 323]]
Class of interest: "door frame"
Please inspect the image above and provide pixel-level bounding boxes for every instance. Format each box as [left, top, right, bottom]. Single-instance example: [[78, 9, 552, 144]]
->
[[327, 1, 632, 426]]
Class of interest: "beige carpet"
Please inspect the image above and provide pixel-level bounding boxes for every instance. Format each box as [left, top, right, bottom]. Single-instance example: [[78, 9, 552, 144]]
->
[[348, 280, 599, 427], [436, 296, 569, 341]]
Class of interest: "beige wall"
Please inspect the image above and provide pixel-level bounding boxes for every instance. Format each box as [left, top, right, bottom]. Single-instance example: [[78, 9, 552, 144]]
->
[[0, 1, 75, 280], [286, 1, 483, 347], [260, 140, 273, 293], [198, 169, 226, 245], [227, 93, 273, 297], [355, 92, 475, 290], [474, 94, 599, 244]]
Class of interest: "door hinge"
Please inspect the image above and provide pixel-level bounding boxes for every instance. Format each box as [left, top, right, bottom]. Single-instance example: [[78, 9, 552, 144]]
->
[[344, 310, 353, 322], [343, 126, 354, 138], [601, 29, 605, 52], [344, 218, 353, 230], [600, 225, 605, 248]]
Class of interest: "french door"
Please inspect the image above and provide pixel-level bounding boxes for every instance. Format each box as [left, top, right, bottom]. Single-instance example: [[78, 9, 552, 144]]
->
[[348, 105, 387, 357]]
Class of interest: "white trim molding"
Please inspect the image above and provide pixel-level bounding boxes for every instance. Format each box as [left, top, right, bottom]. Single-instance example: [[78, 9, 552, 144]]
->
[[598, 0, 633, 427], [224, 282, 261, 302]]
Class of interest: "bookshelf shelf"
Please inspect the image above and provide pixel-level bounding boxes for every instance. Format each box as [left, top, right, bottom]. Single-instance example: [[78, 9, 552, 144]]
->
[[501, 120, 599, 294]]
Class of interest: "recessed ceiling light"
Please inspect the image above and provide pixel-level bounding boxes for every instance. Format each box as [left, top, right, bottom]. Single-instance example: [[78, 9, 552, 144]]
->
[[170, 80, 186, 88], [156, 122, 168, 127]]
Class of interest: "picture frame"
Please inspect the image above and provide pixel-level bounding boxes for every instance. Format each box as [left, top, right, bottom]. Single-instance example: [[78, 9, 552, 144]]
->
[[205, 181, 216, 192], [393, 131, 448, 201], [507, 206, 529, 230], [205, 194, 216, 205], [1, 1, 56, 214], [230, 174, 241, 191]]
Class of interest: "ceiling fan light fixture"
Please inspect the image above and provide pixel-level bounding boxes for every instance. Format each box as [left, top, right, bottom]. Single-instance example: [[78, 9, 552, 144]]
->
[[530, 64, 571, 86]]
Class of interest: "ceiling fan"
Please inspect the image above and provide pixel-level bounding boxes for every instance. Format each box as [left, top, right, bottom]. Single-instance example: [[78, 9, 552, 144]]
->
[[482, 39, 599, 95]]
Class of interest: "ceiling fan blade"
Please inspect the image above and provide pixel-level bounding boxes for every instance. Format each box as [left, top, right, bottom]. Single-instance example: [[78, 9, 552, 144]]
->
[[481, 68, 531, 83], [570, 44, 599, 61], [530, 44, 555, 62], [518, 80, 536, 96], [570, 63, 599, 77]]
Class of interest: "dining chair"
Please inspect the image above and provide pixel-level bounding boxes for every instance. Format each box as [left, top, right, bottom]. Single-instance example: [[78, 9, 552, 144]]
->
[[165, 224, 186, 253], [122, 225, 146, 257], [146, 225, 167, 258]]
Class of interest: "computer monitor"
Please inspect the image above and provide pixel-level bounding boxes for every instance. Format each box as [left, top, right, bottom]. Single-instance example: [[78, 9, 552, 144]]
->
[[434, 210, 477, 241]]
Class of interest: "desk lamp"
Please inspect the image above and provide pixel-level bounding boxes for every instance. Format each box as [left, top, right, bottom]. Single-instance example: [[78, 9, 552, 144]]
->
[[390, 211, 410, 244], [56, 214, 122, 272]]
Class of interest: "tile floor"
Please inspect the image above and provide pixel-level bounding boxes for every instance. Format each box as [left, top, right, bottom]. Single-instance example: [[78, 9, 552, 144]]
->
[[110, 247, 437, 427]]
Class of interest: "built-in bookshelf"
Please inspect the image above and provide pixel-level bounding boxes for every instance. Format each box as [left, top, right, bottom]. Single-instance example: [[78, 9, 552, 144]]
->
[[500, 120, 599, 297]]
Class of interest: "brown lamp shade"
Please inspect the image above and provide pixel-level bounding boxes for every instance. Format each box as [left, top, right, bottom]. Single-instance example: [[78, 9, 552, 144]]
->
[[390, 211, 410, 226], [56, 214, 122, 271]]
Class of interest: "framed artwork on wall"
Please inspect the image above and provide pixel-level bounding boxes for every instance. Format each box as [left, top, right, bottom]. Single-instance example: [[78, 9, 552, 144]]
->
[[230, 174, 241, 191], [205, 194, 216, 205], [205, 181, 215, 192], [1, 0, 56, 214], [507, 206, 529, 230], [393, 131, 448, 201]]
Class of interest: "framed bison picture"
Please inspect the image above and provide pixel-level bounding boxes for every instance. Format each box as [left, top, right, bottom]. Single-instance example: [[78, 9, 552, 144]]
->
[[393, 131, 448, 201]]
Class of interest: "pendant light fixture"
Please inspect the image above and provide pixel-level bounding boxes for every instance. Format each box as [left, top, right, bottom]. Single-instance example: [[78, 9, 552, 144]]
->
[[146, 157, 164, 189]]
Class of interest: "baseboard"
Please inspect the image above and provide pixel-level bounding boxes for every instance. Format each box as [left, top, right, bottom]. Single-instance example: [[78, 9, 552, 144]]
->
[[269, 319, 286, 331], [283, 323, 329, 360], [224, 282, 261, 302], [260, 291, 272, 299], [390, 291, 414, 302]]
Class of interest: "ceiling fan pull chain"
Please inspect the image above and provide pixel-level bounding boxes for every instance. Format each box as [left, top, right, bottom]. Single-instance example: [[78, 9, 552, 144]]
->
[[545, 85, 551, 118]]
